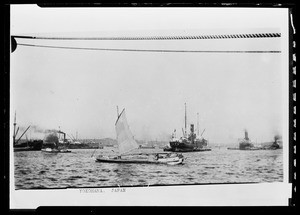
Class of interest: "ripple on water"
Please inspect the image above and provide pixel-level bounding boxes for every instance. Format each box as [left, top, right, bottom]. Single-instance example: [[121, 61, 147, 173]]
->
[[49, 177, 57, 182], [169, 171, 178, 174], [14, 148, 283, 189], [19, 170, 29, 175], [67, 175, 84, 181], [226, 172, 234, 175]]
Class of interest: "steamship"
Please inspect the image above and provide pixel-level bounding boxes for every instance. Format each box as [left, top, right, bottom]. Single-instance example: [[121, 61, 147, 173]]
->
[[238, 129, 254, 150], [227, 130, 282, 150], [164, 103, 211, 152], [42, 130, 71, 153]]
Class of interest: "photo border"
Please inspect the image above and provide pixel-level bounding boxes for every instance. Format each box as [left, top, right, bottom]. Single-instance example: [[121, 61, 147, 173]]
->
[[3, 1, 297, 213]]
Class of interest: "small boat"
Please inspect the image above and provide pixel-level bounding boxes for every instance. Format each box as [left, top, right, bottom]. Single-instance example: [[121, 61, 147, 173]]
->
[[41, 147, 71, 153], [58, 148, 72, 153], [96, 108, 184, 165], [41, 147, 60, 153], [97, 153, 184, 165], [138, 145, 155, 149]]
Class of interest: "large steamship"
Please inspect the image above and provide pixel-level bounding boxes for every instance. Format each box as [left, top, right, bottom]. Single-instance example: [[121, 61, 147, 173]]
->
[[164, 103, 211, 152]]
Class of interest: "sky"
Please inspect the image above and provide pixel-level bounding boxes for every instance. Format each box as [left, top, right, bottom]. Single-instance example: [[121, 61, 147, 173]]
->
[[10, 5, 289, 143]]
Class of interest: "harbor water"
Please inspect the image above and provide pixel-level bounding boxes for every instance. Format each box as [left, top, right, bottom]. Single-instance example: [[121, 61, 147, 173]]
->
[[13, 147, 283, 189]]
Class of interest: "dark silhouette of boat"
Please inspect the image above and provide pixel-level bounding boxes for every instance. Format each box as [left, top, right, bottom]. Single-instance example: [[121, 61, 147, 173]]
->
[[227, 130, 282, 150], [14, 140, 43, 152], [164, 103, 211, 152], [166, 124, 211, 152], [138, 144, 155, 149], [13, 111, 43, 152], [238, 130, 254, 150]]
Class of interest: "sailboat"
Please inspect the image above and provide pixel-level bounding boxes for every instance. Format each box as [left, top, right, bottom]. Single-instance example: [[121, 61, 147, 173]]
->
[[95, 108, 184, 165]]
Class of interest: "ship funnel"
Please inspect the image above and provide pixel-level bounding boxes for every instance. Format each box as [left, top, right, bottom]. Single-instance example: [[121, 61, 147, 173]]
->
[[244, 130, 249, 140], [190, 124, 194, 134], [57, 130, 66, 142]]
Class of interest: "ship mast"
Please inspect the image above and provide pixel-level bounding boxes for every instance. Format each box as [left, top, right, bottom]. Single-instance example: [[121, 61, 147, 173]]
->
[[197, 112, 200, 137], [13, 111, 17, 146], [13, 111, 30, 145], [15, 125, 31, 145], [184, 103, 187, 137]]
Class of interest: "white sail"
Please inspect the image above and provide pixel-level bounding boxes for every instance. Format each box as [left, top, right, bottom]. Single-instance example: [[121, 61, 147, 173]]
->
[[115, 109, 138, 155]]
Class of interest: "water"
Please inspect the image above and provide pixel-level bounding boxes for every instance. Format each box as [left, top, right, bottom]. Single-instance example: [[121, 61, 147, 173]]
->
[[14, 147, 283, 189]]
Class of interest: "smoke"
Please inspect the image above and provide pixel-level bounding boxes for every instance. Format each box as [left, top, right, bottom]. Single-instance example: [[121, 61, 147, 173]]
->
[[271, 127, 282, 142], [274, 134, 282, 141], [44, 133, 59, 143], [30, 125, 47, 133], [45, 129, 59, 133], [18, 125, 59, 134], [30, 125, 60, 134]]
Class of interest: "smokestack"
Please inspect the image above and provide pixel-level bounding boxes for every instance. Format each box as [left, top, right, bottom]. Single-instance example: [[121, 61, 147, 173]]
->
[[245, 130, 249, 140], [190, 124, 195, 143], [184, 103, 187, 137], [190, 124, 194, 134]]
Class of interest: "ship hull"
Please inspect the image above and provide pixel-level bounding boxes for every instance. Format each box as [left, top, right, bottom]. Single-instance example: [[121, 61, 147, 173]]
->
[[167, 139, 210, 152], [14, 147, 41, 152], [170, 148, 211, 152], [227, 147, 281, 151], [41, 148, 71, 153], [164, 147, 211, 152]]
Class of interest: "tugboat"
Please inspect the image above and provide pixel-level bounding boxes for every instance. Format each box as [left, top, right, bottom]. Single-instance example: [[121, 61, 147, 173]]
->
[[269, 135, 282, 149], [164, 103, 211, 152], [227, 129, 255, 150], [238, 129, 255, 150], [228, 130, 283, 150], [41, 130, 71, 153]]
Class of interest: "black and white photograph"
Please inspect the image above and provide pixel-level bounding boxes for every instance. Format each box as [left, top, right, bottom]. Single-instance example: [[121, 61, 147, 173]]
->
[[9, 5, 293, 208]]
